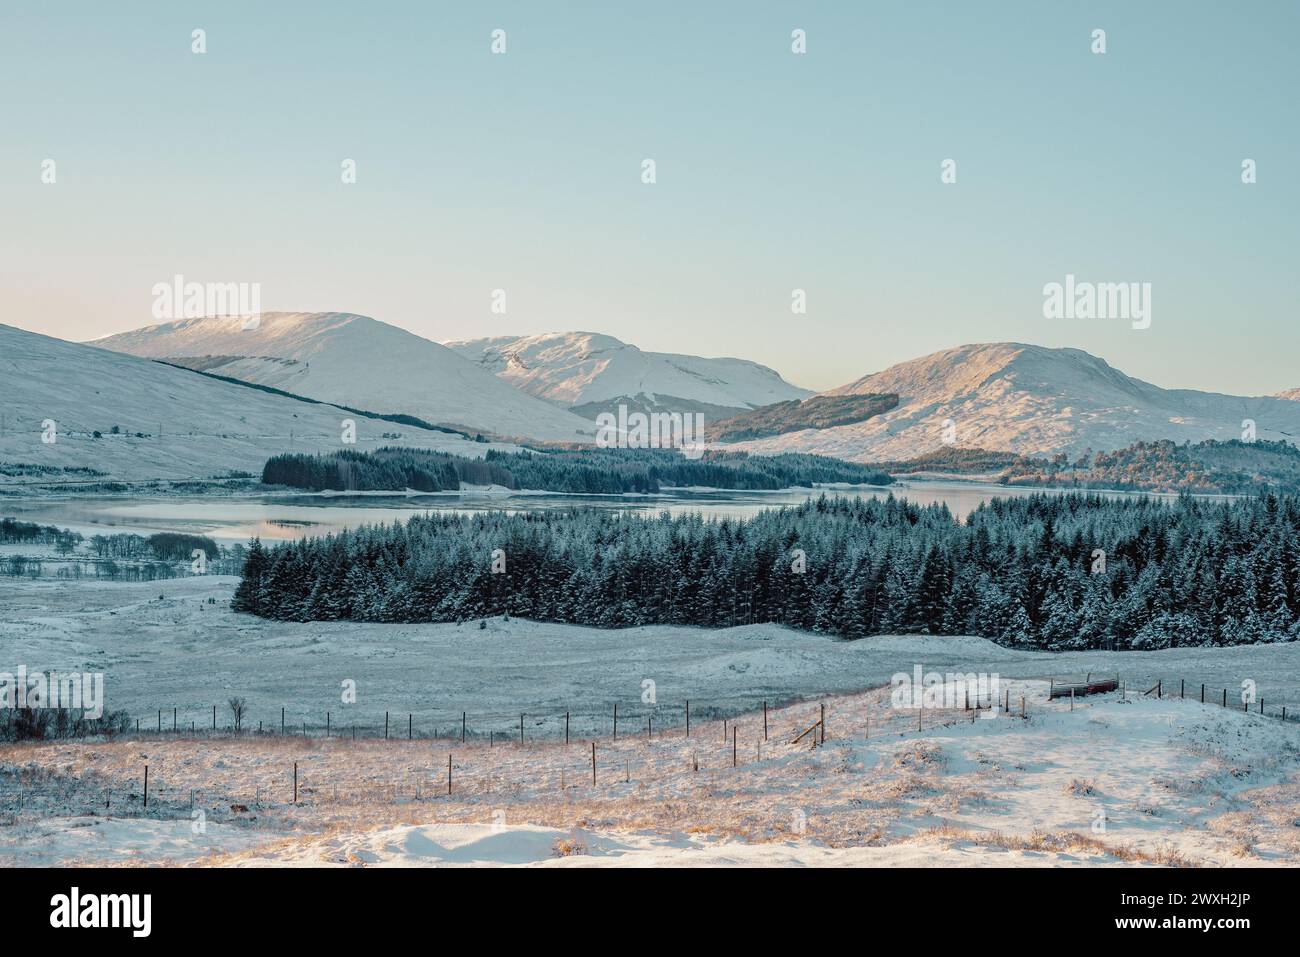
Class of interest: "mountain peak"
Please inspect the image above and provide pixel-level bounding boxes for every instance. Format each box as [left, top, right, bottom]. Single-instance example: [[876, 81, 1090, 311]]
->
[[445, 331, 811, 413], [735, 342, 1300, 461]]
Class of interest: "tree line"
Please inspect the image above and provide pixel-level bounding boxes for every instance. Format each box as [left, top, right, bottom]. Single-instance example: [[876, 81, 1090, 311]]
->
[[261, 447, 894, 495], [234, 491, 1300, 650]]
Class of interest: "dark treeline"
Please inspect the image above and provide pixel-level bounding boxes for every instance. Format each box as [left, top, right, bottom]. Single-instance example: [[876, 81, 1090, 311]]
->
[[261, 447, 894, 495], [235, 492, 1300, 650], [0, 517, 82, 551]]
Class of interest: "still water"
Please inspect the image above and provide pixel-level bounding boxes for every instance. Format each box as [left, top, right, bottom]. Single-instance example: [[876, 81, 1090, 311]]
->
[[0, 481, 1228, 544]]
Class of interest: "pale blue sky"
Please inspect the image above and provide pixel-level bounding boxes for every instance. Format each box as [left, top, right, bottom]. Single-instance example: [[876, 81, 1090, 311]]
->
[[3, 1, 1297, 394]]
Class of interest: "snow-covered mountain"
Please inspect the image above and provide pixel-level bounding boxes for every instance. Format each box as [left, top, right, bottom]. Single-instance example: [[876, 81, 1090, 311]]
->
[[0, 323, 517, 484], [93, 313, 595, 443], [726, 342, 1300, 462], [443, 332, 812, 419]]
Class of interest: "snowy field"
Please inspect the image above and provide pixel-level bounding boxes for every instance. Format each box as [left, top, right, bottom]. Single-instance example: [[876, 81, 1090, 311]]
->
[[3, 575, 1300, 867], [4, 575, 1300, 738], [2, 686, 1298, 867]]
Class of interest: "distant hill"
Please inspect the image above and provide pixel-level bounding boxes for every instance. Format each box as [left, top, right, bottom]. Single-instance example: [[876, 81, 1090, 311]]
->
[[885, 439, 1300, 496], [444, 331, 812, 420], [708, 393, 898, 442], [93, 313, 596, 443], [0, 324, 513, 485], [726, 343, 1300, 461]]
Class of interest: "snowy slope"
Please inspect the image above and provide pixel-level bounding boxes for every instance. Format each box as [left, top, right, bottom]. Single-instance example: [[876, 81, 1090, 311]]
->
[[93, 313, 596, 443], [1278, 388, 1300, 402], [0, 324, 516, 484], [728, 342, 1300, 461], [444, 331, 812, 416]]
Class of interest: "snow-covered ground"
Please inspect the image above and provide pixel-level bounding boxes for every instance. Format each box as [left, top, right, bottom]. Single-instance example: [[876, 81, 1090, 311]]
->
[[3, 687, 1297, 867], [4, 575, 1299, 867], [5, 575, 1300, 738]]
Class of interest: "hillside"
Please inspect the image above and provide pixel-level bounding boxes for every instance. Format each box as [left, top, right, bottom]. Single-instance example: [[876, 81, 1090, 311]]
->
[[727, 343, 1300, 461], [0, 324, 512, 485], [885, 438, 1300, 496], [444, 331, 812, 419], [93, 313, 596, 443], [708, 393, 898, 442]]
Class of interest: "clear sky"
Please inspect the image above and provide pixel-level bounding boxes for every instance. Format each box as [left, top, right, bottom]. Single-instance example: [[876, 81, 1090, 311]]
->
[[3, 1, 1297, 395]]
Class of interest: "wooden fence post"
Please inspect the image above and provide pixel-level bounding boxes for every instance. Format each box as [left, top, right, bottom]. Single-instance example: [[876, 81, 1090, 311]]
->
[[293, 762, 298, 804], [1201, 684, 1205, 704], [385, 711, 389, 739], [1180, 679, 1185, 699], [763, 701, 768, 741], [565, 711, 570, 745], [281, 706, 285, 733], [462, 712, 466, 743], [143, 764, 148, 810], [732, 726, 737, 768], [591, 742, 596, 785], [409, 714, 412, 740], [519, 713, 524, 744], [613, 703, 618, 741], [212, 704, 216, 730], [447, 753, 452, 795], [820, 702, 826, 743], [326, 712, 330, 737], [685, 700, 690, 738], [173, 707, 176, 732]]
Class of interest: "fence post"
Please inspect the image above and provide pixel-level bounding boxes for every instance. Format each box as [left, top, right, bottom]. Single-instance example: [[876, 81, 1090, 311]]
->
[[1223, 689, 1227, 707], [326, 712, 330, 737], [519, 713, 524, 745], [1201, 684, 1205, 704], [732, 726, 737, 768], [143, 764, 148, 810], [172, 707, 176, 732], [385, 712, 389, 739], [1180, 679, 1184, 700], [212, 704, 216, 730], [820, 702, 826, 743], [591, 742, 596, 786], [447, 753, 452, 795], [462, 712, 466, 744], [685, 700, 690, 738], [565, 711, 570, 746], [613, 703, 618, 741], [281, 707, 285, 733], [293, 762, 298, 804], [1021, 696, 1025, 718], [409, 714, 412, 740], [1070, 689, 1074, 712], [763, 700, 768, 741]]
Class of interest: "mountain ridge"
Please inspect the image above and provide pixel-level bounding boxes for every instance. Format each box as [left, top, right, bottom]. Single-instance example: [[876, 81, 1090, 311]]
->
[[443, 331, 812, 418], [730, 342, 1300, 461], [93, 313, 596, 443]]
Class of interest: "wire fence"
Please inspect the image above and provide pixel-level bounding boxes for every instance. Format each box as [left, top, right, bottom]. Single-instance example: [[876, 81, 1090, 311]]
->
[[2, 673, 1295, 823]]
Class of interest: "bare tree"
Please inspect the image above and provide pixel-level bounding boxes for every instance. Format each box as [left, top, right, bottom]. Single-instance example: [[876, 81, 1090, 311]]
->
[[228, 696, 246, 734]]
